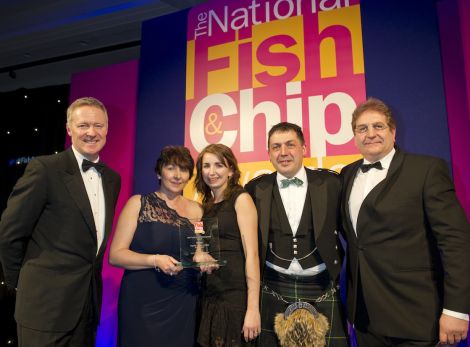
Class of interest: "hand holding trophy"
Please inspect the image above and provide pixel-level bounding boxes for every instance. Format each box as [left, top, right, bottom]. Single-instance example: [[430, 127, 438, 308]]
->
[[177, 217, 226, 271]]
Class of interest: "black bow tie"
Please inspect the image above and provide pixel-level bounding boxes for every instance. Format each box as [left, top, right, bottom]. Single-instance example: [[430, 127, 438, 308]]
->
[[360, 161, 383, 173], [82, 159, 105, 174]]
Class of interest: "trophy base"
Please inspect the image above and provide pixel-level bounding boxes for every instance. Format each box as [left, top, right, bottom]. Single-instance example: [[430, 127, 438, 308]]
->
[[176, 259, 227, 268]]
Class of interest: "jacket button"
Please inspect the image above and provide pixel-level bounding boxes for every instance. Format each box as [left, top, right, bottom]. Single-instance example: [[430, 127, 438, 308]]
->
[[334, 260, 338, 265]]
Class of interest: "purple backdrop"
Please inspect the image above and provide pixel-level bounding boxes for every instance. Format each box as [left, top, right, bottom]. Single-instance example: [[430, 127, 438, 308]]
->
[[69, 60, 139, 347]]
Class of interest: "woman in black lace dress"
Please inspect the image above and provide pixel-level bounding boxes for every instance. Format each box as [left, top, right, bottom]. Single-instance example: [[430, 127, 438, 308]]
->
[[195, 144, 261, 346], [109, 146, 203, 347]]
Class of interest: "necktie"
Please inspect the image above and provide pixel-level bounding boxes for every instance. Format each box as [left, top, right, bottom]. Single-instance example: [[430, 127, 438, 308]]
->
[[360, 161, 382, 173], [280, 177, 304, 188], [82, 159, 105, 174]]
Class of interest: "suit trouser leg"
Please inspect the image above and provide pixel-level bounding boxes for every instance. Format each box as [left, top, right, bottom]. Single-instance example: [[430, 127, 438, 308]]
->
[[17, 296, 96, 347], [355, 328, 437, 347], [354, 275, 437, 347]]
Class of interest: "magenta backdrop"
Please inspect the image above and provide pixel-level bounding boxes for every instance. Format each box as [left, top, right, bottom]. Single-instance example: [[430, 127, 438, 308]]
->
[[68, 60, 139, 347], [438, 0, 470, 219]]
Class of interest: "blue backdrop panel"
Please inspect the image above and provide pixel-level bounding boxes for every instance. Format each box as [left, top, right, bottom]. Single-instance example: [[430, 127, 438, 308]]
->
[[134, 9, 189, 193], [360, 0, 451, 163]]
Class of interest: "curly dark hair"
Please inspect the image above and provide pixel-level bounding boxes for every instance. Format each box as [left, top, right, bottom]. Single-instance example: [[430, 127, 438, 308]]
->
[[155, 146, 195, 181], [351, 97, 396, 131], [194, 144, 242, 211]]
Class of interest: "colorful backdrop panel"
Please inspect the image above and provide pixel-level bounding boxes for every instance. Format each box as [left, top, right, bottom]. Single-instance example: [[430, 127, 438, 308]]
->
[[69, 60, 139, 347], [184, 0, 365, 198]]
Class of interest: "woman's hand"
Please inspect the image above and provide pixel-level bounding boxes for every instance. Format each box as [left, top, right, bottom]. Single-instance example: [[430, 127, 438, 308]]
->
[[242, 308, 261, 342], [154, 254, 182, 276], [193, 251, 219, 274]]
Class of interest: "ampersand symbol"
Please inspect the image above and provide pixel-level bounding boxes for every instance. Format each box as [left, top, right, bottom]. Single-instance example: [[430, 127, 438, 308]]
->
[[205, 112, 222, 135]]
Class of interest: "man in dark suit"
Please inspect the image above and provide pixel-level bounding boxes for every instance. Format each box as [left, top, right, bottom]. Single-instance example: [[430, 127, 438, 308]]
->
[[341, 98, 470, 346], [245, 122, 348, 346], [0, 97, 121, 346]]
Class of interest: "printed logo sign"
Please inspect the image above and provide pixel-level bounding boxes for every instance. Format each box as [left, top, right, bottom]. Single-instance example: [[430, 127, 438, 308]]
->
[[185, 0, 365, 194]]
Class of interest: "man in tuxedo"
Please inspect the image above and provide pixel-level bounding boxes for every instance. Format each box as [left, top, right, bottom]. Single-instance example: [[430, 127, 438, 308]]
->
[[245, 122, 348, 346], [0, 97, 121, 346], [341, 98, 470, 346]]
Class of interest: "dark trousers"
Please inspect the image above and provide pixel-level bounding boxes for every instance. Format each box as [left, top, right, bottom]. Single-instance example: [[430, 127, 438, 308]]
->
[[353, 275, 438, 347], [17, 297, 96, 347], [355, 328, 438, 347]]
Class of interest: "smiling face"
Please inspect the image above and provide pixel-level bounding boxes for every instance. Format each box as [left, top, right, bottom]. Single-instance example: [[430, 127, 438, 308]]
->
[[66, 105, 108, 161], [159, 163, 190, 195], [201, 152, 233, 194], [268, 130, 306, 178], [354, 110, 396, 162]]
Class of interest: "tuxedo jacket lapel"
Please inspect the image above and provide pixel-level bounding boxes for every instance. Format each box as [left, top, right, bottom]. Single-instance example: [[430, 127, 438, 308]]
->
[[307, 169, 327, 241], [253, 173, 275, 266], [61, 149, 97, 244], [356, 150, 405, 235]]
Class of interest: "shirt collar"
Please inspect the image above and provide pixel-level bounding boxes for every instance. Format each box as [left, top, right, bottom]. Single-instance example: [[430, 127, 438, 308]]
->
[[363, 148, 395, 170], [276, 166, 307, 187], [71, 145, 100, 170]]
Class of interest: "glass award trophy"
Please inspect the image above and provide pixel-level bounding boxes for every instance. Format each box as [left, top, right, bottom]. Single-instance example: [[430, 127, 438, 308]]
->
[[177, 217, 227, 268]]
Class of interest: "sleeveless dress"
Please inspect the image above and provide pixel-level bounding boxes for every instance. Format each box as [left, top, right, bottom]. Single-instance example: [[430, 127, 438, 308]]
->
[[118, 193, 199, 347], [197, 188, 256, 347]]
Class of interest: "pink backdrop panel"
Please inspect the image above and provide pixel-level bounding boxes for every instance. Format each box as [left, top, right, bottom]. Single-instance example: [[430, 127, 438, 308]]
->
[[68, 60, 139, 346], [438, 0, 470, 219]]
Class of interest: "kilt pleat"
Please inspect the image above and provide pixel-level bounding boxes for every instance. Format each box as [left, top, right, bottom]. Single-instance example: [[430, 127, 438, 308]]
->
[[258, 268, 349, 347]]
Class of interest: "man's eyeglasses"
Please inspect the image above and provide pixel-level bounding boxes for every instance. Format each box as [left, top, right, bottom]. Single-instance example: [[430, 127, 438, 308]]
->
[[354, 123, 388, 134]]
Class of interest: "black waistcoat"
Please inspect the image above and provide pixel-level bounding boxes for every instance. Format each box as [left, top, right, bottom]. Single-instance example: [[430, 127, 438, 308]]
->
[[266, 185, 323, 269]]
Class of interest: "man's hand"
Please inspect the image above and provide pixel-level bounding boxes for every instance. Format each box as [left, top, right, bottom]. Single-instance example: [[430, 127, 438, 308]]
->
[[439, 313, 468, 345]]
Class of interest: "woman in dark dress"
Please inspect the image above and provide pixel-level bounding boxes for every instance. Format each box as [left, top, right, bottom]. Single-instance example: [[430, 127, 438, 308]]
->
[[195, 144, 261, 346], [109, 146, 203, 347]]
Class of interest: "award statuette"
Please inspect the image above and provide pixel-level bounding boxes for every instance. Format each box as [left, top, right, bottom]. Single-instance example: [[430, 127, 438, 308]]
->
[[177, 217, 227, 268]]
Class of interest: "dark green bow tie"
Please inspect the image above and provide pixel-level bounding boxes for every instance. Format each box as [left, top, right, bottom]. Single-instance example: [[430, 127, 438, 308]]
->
[[280, 177, 304, 188]]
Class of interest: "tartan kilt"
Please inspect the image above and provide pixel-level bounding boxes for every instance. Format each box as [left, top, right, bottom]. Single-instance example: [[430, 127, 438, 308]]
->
[[257, 267, 349, 347]]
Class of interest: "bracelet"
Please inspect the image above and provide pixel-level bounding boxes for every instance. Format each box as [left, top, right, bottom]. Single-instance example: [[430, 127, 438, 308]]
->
[[153, 254, 160, 272]]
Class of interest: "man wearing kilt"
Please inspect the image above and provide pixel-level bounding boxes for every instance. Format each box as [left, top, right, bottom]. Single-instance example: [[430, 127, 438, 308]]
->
[[245, 122, 349, 346]]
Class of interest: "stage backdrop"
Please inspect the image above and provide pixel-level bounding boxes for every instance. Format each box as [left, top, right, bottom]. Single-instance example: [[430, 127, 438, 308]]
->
[[68, 60, 139, 347], [135, 0, 452, 196], [137, 0, 374, 197], [68, 0, 470, 345]]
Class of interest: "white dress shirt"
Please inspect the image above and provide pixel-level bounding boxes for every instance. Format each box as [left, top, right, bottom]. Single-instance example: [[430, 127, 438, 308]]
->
[[349, 148, 395, 234], [266, 167, 326, 276], [71, 146, 105, 255]]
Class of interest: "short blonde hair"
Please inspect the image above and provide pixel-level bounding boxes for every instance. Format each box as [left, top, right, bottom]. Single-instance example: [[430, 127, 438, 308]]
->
[[66, 97, 108, 125]]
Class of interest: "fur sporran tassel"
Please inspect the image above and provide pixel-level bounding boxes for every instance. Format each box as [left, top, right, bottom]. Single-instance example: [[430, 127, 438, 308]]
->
[[274, 308, 329, 347]]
